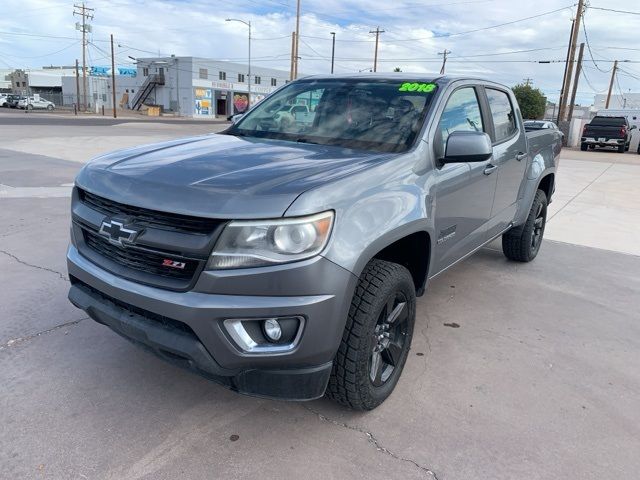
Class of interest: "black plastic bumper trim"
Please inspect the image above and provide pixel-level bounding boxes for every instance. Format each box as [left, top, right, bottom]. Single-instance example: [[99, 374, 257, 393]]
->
[[68, 283, 332, 401]]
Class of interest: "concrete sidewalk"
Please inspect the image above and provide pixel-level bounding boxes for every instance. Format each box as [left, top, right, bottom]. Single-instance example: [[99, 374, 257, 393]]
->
[[546, 149, 640, 256]]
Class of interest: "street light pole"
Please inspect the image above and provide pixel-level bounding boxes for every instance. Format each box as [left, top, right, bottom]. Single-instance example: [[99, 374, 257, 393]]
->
[[330, 32, 336, 74], [226, 18, 252, 108]]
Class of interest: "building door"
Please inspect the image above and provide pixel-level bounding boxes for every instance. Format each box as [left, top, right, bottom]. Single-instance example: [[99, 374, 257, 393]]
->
[[217, 99, 226, 116]]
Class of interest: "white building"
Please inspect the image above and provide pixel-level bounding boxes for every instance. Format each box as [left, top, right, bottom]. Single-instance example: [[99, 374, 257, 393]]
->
[[61, 74, 138, 110], [132, 56, 291, 118], [594, 93, 640, 110]]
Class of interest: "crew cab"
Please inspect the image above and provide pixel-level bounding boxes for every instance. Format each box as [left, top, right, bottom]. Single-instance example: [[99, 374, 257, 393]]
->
[[67, 74, 561, 410], [581, 115, 635, 152]]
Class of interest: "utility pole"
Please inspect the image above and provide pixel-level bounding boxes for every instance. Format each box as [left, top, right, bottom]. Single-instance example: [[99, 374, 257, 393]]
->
[[556, 18, 575, 124], [439, 49, 451, 75], [74, 2, 94, 111], [567, 42, 584, 122], [75, 59, 80, 115], [290, 31, 296, 81], [369, 26, 385, 73], [523, 77, 533, 87], [110, 34, 117, 118], [293, 0, 301, 79], [330, 31, 336, 74], [558, 0, 585, 122], [605, 60, 618, 109]]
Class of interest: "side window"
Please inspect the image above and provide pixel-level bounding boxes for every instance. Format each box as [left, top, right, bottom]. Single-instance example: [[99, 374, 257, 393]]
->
[[486, 88, 517, 142], [437, 87, 484, 156]]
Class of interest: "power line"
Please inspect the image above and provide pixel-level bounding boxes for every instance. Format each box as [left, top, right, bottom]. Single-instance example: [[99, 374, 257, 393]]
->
[[581, 16, 610, 73], [587, 6, 640, 16], [384, 5, 576, 42]]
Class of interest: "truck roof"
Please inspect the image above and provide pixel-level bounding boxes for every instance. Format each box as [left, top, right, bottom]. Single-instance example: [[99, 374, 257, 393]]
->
[[298, 73, 494, 87]]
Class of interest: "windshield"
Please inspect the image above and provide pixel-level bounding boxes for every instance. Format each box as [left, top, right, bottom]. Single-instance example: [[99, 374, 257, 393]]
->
[[226, 79, 438, 153]]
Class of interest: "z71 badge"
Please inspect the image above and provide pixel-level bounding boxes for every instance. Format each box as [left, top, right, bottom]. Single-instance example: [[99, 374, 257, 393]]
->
[[162, 259, 186, 270]]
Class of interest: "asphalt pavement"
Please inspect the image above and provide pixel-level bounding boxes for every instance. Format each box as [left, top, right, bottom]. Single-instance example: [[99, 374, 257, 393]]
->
[[1, 115, 639, 480]]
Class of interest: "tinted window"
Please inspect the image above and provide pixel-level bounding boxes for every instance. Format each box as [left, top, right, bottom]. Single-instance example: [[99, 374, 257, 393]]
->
[[591, 116, 626, 126], [486, 88, 517, 142], [437, 87, 484, 153]]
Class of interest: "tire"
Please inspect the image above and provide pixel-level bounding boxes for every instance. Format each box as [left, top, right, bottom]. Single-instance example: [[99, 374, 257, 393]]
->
[[47, 104, 54, 111], [580, 143, 588, 151], [326, 259, 416, 410], [27, 104, 33, 110], [618, 144, 625, 153], [502, 189, 548, 262]]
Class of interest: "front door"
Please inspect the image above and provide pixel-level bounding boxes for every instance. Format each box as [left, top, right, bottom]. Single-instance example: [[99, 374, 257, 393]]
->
[[484, 88, 529, 238], [433, 86, 497, 273]]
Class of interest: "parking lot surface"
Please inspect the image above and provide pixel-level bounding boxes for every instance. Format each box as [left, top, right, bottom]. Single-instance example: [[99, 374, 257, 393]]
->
[[1, 113, 639, 479]]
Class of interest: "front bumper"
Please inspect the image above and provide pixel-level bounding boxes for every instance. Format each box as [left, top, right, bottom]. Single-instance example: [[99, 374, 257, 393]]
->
[[67, 245, 357, 400]]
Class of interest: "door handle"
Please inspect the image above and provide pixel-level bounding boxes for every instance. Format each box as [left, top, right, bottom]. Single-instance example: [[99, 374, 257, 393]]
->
[[516, 152, 527, 161], [483, 164, 498, 175]]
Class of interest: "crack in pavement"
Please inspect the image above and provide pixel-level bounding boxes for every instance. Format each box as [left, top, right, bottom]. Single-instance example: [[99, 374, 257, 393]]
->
[[1, 317, 88, 350], [303, 405, 440, 479], [0, 249, 68, 282]]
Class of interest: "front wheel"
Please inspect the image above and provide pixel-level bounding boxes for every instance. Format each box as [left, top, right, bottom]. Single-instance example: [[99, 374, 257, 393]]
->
[[618, 144, 625, 153], [580, 143, 588, 151], [502, 189, 548, 262], [326, 259, 416, 410]]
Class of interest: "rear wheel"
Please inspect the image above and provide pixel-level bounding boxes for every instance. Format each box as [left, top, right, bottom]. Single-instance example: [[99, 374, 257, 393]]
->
[[46, 104, 54, 111], [580, 143, 588, 151], [502, 189, 548, 262], [326, 259, 416, 410]]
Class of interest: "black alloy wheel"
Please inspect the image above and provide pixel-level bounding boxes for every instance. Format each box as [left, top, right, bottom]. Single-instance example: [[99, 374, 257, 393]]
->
[[369, 291, 410, 387]]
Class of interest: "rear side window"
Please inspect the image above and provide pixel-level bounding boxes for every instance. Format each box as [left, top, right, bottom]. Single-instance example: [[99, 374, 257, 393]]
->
[[591, 116, 626, 126], [486, 88, 517, 143], [437, 87, 484, 154]]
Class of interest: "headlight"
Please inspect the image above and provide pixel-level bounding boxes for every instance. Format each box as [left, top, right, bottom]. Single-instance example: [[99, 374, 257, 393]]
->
[[207, 211, 334, 269]]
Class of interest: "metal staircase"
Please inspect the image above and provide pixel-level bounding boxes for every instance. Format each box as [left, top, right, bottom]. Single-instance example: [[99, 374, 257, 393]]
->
[[131, 73, 164, 110]]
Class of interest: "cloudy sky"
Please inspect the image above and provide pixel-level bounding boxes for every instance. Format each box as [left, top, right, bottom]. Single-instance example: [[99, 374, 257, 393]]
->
[[1, 0, 639, 104]]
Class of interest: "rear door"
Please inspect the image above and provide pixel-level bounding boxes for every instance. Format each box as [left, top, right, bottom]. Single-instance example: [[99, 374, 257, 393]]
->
[[483, 87, 528, 237], [432, 85, 497, 273]]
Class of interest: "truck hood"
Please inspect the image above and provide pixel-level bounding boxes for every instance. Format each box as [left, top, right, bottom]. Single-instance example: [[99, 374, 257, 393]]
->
[[76, 133, 395, 218]]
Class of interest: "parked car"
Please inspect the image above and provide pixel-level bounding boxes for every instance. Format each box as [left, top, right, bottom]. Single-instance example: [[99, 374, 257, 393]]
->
[[6, 94, 24, 108], [67, 74, 561, 410], [581, 115, 635, 152], [0, 94, 8, 107], [18, 96, 55, 110]]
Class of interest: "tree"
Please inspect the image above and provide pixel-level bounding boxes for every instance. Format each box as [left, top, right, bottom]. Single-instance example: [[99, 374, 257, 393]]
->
[[512, 83, 547, 120], [393, 67, 402, 72]]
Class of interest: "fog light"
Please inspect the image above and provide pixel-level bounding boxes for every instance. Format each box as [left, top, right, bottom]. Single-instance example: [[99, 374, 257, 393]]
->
[[263, 318, 282, 342]]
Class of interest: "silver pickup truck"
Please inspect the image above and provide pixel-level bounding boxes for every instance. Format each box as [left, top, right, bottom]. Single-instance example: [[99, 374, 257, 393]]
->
[[67, 74, 562, 410]]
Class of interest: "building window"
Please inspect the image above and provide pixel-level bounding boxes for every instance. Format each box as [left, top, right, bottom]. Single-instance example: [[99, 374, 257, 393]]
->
[[219, 71, 226, 80], [199, 68, 208, 80], [271, 78, 277, 87], [237, 73, 245, 83], [255, 76, 261, 85], [143, 67, 149, 76]]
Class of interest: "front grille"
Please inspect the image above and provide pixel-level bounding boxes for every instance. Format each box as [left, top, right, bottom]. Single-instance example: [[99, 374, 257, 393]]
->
[[78, 188, 219, 235], [83, 229, 200, 280]]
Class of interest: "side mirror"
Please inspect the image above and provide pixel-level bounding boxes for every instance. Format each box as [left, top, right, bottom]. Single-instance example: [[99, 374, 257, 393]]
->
[[442, 131, 493, 164], [630, 125, 637, 130], [230, 114, 244, 124]]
